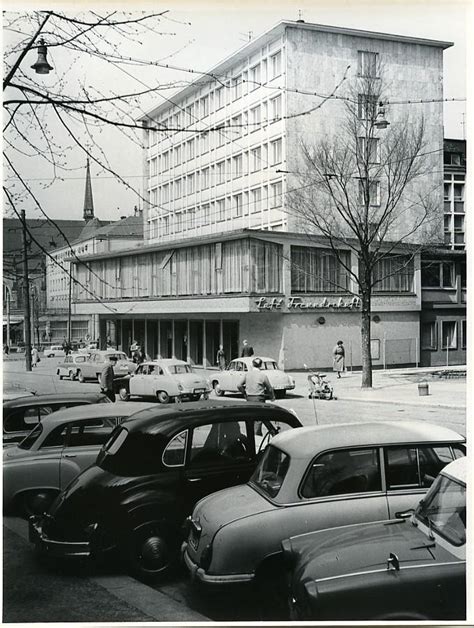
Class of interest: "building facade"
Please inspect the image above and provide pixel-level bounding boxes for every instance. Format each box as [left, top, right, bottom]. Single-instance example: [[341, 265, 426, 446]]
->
[[443, 139, 466, 250]]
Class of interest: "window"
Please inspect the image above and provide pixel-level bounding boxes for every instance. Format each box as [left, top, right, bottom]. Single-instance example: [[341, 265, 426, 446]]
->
[[185, 104, 194, 124], [202, 204, 210, 226], [421, 261, 455, 288], [270, 51, 282, 78], [231, 114, 242, 138], [174, 145, 181, 166], [270, 182, 282, 208], [250, 105, 261, 130], [251, 147, 261, 172], [301, 448, 381, 498], [251, 445, 289, 498], [385, 446, 455, 490], [216, 160, 225, 184], [187, 173, 195, 195], [151, 157, 157, 176], [358, 51, 379, 77], [373, 255, 414, 293], [202, 168, 210, 189], [271, 138, 282, 165], [188, 209, 195, 230], [175, 212, 182, 232], [187, 139, 195, 160], [174, 178, 182, 199], [461, 319, 466, 349], [162, 430, 187, 467], [162, 151, 170, 170], [162, 184, 169, 204], [441, 320, 457, 349], [162, 215, 169, 235], [291, 247, 350, 293], [200, 96, 209, 117], [232, 154, 242, 178], [358, 94, 377, 120], [261, 59, 267, 84], [251, 188, 261, 213], [217, 199, 226, 222], [189, 421, 251, 466], [233, 194, 243, 217], [200, 133, 209, 154], [421, 321, 437, 350], [357, 137, 380, 163], [215, 87, 224, 109], [250, 63, 260, 89], [270, 95, 282, 121], [358, 179, 380, 206], [233, 75, 242, 99]]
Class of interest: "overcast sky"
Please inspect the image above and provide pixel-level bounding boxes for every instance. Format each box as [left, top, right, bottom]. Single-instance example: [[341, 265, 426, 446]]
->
[[3, 0, 468, 222]]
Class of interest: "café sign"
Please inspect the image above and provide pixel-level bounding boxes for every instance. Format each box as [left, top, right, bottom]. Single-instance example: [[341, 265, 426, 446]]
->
[[255, 296, 361, 311]]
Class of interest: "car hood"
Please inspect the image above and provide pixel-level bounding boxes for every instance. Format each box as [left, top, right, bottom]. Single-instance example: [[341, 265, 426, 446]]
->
[[286, 518, 460, 584], [188, 483, 273, 559]]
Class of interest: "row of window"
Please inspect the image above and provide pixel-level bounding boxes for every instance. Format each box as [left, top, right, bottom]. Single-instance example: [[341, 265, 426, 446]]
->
[[421, 319, 467, 351], [147, 51, 283, 147], [421, 260, 466, 289], [443, 176, 465, 250]]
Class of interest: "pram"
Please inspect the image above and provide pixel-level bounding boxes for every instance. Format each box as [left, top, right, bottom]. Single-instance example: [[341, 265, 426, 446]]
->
[[305, 366, 335, 400]]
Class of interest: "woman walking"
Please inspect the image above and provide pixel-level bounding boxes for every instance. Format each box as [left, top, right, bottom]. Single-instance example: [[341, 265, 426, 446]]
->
[[31, 345, 39, 368], [332, 340, 345, 378], [216, 344, 226, 370]]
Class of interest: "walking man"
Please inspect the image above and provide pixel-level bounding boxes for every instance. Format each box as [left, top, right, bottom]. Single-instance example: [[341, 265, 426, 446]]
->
[[100, 355, 117, 402], [241, 339, 254, 357]]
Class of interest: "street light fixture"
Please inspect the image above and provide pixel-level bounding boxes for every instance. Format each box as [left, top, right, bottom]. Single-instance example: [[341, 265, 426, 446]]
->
[[374, 101, 390, 130], [31, 38, 53, 75]]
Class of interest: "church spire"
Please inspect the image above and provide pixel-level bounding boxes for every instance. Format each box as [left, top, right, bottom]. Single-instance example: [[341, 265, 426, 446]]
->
[[83, 158, 95, 221]]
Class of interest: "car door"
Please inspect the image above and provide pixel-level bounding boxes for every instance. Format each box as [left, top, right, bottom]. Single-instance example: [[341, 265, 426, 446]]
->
[[182, 420, 256, 511], [130, 364, 146, 396], [59, 418, 118, 490], [383, 444, 460, 518], [217, 361, 236, 391]]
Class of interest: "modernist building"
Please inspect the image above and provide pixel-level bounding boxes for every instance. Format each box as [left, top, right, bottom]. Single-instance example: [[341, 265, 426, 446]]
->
[[443, 139, 466, 250], [69, 20, 454, 369]]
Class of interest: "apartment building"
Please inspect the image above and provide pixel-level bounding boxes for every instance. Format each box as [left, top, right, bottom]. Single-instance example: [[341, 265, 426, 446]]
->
[[443, 138, 466, 250]]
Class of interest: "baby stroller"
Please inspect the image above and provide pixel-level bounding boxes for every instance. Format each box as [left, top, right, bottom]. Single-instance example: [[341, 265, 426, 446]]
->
[[305, 365, 335, 400]]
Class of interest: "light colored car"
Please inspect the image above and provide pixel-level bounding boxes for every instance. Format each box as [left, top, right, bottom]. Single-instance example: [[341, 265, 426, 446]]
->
[[119, 359, 211, 404], [183, 421, 465, 588], [3, 402, 154, 517], [43, 344, 65, 358], [56, 352, 90, 380], [284, 456, 467, 621], [210, 357, 295, 399], [76, 350, 137, 383]]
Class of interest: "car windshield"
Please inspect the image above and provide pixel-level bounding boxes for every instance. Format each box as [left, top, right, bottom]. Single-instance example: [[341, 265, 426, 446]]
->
[[18, 423, 43, 450], [261, 361, 278, 370], [250, 444, 290, 498], [108, 353, 127, 362], [168, 364, 192, 374], [415, 473, 466, 546]]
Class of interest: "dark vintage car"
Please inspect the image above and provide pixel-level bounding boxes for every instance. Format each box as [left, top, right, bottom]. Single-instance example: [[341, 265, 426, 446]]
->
[[29, 401, 302, 581], [3, 392, 111, 445], [283, 456, 467, 621]]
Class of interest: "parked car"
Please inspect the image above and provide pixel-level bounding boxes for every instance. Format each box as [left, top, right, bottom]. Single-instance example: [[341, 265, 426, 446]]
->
[[118, 359, 211, 403], [211, 357, 295, 399], [75, 350, 137, 383], [56, 353, 90, 380], [29, 402, 302, 581], [43, 345, 65, 358], [3, 402, 155, 517], [183, 421, 465, 593], [283, 456, 467, 621], [3, 392, 112, 445]]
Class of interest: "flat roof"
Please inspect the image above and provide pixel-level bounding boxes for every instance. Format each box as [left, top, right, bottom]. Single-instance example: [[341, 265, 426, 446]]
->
[[139, 20, 453, 123]]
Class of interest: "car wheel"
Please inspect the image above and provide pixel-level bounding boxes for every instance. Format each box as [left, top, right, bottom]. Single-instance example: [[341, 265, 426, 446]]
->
[[77, 370, 85, 383], [20, 490, 57, 518], [201, 392, 210, 400], [156, 390, 170, 404], [275, 390, 286, 399], [213, 381, 224, 397], [57, 370, 63, 380], [119, 387, 130, 401], [124, 522, 172, 582]]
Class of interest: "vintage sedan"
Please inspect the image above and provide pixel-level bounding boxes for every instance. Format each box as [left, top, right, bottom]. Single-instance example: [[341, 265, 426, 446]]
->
[[29, 402, 302, 581], [3, 392, 111, 446], [56, 353, 90, 380], [118, 359, 211, 403], [183, 421, 465, 592], [3, 402, 154, 517], [43, 344, 65, 358], [284, 456, 467, 621], [211, 357, 295, 399], [76, 350, 137, 383]]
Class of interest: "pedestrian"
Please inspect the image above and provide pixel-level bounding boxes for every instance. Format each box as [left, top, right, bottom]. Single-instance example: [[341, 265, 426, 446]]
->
[[100, 355, 117, 402], [31, 345, 39, 367], [241, 339, 254, 357], [216, 344, 226, 370], [3, 344, 9, 356], [332, 340, 345, 378], [238, 357, 275, 436], [130, 339, 139, 355]]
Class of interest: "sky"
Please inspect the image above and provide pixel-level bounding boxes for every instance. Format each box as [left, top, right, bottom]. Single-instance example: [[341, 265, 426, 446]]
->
[[2, 0, 469, 222]]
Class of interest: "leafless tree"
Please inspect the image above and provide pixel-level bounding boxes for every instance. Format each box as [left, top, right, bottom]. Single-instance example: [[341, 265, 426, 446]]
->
[[288, 70, 442, 387]]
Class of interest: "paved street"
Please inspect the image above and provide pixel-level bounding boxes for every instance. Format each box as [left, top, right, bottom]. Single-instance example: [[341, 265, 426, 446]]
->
[[3, 356, 467, 622]]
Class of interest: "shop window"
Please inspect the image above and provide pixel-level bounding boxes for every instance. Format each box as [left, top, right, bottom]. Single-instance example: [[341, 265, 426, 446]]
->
[[421, 261, 454, 288], [441, 320, 457, 350], [373, 255, 414, 293], [421, 321, 437, 350], [250, 240, 282, 293], [461, 319, 466, 349], [291, 247, 350, 293]]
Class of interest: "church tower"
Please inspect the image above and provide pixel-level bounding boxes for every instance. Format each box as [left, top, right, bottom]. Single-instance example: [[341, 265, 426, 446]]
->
[[83, 158, 95, 221]]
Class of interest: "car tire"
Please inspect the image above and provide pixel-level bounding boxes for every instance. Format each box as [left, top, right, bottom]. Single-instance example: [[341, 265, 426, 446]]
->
[[213, 381, 224, 397], [77, 370, 85, 383], [57, 370, 63, 380], [201, 392, 210, 400], [20, 490, 57, 518], [275, 390, 286, 399], [124, 522, 172, 582], [119, 387, 130, 401], [157, 391, 170, 404]]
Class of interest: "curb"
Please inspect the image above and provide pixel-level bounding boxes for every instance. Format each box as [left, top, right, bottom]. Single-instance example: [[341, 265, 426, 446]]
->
[[337, 395, 465, 410]]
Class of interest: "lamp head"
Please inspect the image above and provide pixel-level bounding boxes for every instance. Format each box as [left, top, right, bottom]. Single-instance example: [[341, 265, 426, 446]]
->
[[31, 39, 53, 75]]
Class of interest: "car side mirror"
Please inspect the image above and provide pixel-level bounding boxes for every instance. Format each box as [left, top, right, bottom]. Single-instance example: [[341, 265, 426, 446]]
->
[[395, 508, 415, 519]]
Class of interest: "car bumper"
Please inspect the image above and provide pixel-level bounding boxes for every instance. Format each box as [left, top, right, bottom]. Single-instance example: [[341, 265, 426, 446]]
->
[[274, 384, 295, 391], [181, 542, 254, 584], [29, 516, 91, 558]]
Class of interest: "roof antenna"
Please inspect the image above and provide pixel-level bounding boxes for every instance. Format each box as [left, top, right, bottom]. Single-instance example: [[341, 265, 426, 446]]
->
[[297, 9, 305, 23]]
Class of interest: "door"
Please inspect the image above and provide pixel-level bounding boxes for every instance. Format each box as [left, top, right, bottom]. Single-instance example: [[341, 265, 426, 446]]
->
[[129, 364, 146, 396]]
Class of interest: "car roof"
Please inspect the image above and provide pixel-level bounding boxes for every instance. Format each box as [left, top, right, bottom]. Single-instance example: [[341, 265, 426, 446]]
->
[[272, 421, 464, 458], [441, 456, 467, 485], [121, 401, 302, 436], [91, 349, 127, 355], [3, 392, 108, 409], [36, 402, 157, 425], [232, 356, 275, 363], [149, 358, 188, 365]]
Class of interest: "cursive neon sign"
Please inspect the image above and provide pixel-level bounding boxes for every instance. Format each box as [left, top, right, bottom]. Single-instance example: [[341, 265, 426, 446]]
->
[[255, 296, 361, 311]]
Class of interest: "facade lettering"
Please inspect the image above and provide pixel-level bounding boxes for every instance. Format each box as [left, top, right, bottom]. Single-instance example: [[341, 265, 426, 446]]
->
[[255, 296, 361, 311]]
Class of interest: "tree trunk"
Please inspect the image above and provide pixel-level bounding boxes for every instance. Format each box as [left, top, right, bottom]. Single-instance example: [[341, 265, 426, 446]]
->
[[360, 289, 372, 388]]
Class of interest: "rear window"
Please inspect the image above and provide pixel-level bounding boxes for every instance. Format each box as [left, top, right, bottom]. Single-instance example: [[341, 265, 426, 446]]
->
[[18, 424, 43, 450], [98, 427, 168, 476], [250, 445, 289, 498], [168, 364, 192, 374]]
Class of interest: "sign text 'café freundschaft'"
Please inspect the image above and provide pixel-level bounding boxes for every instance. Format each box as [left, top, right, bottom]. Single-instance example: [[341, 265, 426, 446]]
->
[[255, 296, 362, 311]]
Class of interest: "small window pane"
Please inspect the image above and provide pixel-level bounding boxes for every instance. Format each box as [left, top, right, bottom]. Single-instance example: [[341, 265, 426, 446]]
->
[[163, 430, 187, 467], [189, 421, 250, 466], [418, 446, 454, 487], [385, 447, 420, 489]]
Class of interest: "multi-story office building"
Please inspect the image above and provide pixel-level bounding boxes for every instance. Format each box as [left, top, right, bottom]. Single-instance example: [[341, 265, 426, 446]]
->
[[70, 20, 453, 369], [443, 139, 466, 250]]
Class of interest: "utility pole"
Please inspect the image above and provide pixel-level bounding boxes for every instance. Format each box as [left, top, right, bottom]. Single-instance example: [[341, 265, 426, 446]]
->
[[67, 268, 72, 345], [21, 209, 32, 371]]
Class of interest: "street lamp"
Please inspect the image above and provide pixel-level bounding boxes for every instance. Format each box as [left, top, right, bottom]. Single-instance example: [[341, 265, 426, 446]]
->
[[374, 101, 390, 130], [30, 38, 53, 75]]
